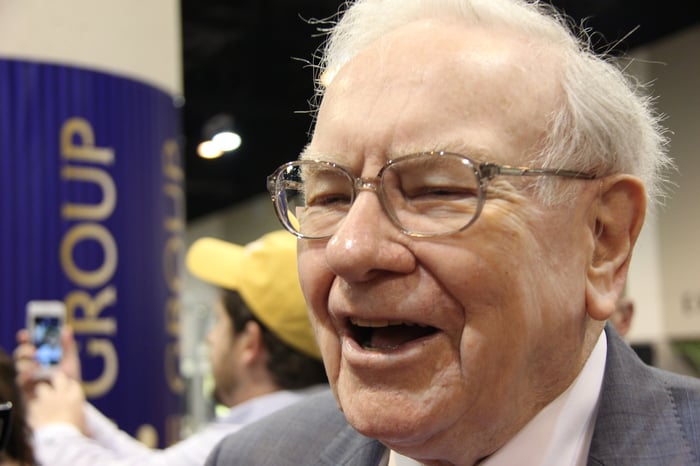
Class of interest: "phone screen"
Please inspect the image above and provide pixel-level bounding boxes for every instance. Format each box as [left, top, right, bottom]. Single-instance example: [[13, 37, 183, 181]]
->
[[32, 316, 63, 368]]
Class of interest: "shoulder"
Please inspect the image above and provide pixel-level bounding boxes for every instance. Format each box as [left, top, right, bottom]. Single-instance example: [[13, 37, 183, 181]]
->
[[206, 389, 381, 466], [604, 327, 700, 405], [645, 361, 700, 435], [590, 327, 700, 463]]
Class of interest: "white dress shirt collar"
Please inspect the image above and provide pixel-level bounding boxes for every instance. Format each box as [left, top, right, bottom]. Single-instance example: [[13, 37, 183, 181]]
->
[[386, 329, 607, 466]]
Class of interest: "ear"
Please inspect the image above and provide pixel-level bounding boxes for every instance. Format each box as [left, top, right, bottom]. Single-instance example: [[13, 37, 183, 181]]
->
[[610, 298, 635, 337], [585, 175, 646, 321], [238, 321, 265, 366]]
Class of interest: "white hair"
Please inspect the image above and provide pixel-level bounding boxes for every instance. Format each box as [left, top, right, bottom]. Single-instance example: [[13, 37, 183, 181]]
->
[[311, 0, 673, 210]]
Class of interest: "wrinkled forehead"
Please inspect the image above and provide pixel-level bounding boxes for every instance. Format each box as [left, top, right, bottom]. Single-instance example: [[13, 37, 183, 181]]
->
[[326, 18, 560, 87], [306, 18, 564, 166]]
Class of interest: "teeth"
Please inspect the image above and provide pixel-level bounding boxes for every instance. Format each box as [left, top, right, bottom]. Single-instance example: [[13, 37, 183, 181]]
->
[[351, 318, 389, 327], [350, 318, 423, 328]]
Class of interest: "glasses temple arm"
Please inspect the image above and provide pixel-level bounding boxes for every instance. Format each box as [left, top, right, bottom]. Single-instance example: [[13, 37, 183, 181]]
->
[[480, 163, 596, 180]]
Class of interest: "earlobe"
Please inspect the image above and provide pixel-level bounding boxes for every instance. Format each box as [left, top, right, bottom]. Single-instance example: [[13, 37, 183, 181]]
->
[[585, 175, 646, 321]]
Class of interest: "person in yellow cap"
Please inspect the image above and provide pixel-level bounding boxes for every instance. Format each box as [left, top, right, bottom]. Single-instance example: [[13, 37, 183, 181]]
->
[[13, 230, 327, 466]]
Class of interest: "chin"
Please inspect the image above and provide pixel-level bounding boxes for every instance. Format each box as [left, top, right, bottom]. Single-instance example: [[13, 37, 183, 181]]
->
[[337, 384, 440, 446]]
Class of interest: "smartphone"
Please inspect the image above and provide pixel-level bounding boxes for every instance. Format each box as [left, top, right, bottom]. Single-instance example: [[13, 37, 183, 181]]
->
[[26, 300, 66, 379]]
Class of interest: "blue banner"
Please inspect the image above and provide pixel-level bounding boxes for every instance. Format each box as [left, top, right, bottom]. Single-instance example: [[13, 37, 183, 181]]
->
[[0, 59, 184, 446]]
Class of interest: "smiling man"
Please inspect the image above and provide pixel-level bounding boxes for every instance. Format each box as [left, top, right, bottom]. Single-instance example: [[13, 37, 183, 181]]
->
[[206, 0, 700, 465]]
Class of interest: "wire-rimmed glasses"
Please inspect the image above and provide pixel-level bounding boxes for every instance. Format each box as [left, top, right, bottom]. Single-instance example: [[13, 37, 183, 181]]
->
[[267, 151, 596, 239]]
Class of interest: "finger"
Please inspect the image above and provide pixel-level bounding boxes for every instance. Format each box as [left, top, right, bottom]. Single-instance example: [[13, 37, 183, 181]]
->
[[51, 370, 72, 391], [58, 326, 82, 381], [14, 346, 39, 392], [33, 379, 53, 398], [15, 356, 38, 375], [62, 375, 84, 400], [61, 326, 79, 358], [16, 328, 30, 344], [16, 366, 38, 393], [13, 343, 36, 363]]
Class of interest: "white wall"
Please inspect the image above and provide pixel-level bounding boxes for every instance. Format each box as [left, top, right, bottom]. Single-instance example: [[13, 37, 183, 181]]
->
[[650, 26, 700, 340], [625, 24, 700, 347], [0, 0, 182, 95]]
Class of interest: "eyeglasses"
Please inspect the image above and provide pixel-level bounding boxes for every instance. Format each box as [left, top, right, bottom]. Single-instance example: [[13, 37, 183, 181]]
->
[[0, 402, 12, 453], [267, 151, 596, 239]]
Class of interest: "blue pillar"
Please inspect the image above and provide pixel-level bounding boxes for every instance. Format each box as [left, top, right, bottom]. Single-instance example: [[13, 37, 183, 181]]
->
[[0, 2, 183, 447]]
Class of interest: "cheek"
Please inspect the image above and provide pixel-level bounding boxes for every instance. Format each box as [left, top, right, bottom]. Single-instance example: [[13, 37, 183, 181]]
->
[[473, 204, 578, 297], [298, 245, 334, 323], [316, 331, 342, 386], [209, 333, 224, 361], [298, 246, 341, 372], [432, 220, 553, 345], [447, 208, 589, 368]]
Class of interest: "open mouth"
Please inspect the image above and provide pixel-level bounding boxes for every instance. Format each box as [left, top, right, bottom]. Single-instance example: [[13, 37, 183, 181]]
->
[[349, 317, 439, 351]]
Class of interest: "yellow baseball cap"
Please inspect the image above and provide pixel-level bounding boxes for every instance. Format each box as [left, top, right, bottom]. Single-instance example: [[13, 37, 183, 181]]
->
[[185, 230, 321, 360]]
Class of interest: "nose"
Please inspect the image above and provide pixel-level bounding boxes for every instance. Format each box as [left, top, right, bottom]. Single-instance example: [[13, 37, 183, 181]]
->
[[325, 189, 415, 282]]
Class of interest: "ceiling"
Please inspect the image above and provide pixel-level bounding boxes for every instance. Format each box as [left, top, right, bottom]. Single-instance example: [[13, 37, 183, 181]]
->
[[181, 0, 699, 222]]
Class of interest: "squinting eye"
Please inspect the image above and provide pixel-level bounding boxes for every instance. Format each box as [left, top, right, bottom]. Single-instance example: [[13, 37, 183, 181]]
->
[[302, 168, 354, 208], [306, 190, 352, 207], [404, 185, 479, 200]]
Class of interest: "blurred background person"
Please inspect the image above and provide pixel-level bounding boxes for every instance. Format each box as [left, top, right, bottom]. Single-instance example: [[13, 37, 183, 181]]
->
[[14, 230, 327, 465], [611, 297, 635, 338], [0, 348, 35, 466]]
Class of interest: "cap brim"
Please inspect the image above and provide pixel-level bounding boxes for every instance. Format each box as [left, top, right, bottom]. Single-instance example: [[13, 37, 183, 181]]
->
[[186, 237, 245, 291]]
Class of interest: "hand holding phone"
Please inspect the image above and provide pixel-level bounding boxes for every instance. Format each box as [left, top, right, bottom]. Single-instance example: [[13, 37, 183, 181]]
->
[[26, 300, 66, 379]]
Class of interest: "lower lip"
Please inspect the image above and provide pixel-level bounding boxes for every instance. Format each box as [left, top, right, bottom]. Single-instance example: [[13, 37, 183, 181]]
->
[[341, 331, 442, 369]]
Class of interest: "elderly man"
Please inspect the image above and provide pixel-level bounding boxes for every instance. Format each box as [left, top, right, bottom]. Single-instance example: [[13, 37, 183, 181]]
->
[[207, 0, 700, 465]]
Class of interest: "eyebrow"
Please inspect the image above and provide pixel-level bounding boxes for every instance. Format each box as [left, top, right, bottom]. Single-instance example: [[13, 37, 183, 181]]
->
[[297, 148, 364, 167], [298, 147, 322, 161]]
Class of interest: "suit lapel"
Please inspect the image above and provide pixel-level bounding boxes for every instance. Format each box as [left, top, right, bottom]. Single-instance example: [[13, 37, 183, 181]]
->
[[588, 326, 695, 465], [316, 420, 387, 466]]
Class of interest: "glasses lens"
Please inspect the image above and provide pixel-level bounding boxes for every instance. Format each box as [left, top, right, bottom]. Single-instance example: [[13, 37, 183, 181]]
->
[[277, 161, 354, 238], [381, 153, 482, 236]]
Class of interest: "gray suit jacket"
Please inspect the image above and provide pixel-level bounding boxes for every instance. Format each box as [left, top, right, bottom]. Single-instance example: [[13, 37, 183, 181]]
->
[[206, 328, 700, 465]]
